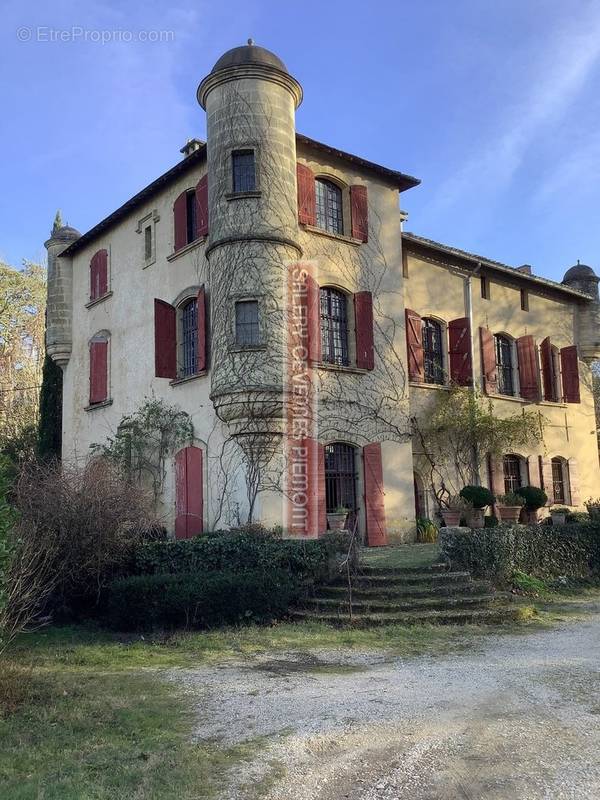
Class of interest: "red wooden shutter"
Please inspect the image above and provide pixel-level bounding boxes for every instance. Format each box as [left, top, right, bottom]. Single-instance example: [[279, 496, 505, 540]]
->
[[350, 185, 368, 242], [195, 175, 208, 238], [539, 457, 553, 504], [196, 286, 207, 372], [363, 442, 387, 546], [405, 309, 424, 382], [561, 346, 580, 403], [448, 317, 472, 385], [354, 291, 374, 370], [540, 337, 556, 401], [97, 249, 108, 298], [175, 446, 203, 539], [90, 252, 99, 300], [173, 190, 188, 251], [480, 327, 497, 395], [567, 458, 581, 505], [297, 163, 316, 226], [306, 273, 321, 364], [488, 453, 504, 498], [89, 339, 108, 404], [154, 299, 177, 379], [517, 335, 540, 401]]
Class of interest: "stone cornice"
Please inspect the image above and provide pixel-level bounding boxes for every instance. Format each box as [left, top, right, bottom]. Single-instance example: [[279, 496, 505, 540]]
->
[[197, 64, 303, 109]]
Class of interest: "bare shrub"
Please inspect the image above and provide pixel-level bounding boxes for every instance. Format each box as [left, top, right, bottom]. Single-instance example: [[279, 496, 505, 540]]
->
[[1, 459, 158, 647]]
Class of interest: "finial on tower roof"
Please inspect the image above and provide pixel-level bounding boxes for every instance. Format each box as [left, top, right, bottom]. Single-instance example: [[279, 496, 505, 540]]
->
[[247, 38, 254, 46], [52, 209, 63, 235]]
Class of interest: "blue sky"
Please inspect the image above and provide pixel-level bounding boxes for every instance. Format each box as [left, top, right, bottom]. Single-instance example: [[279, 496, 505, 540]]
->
[[2, 0, 600, 282]]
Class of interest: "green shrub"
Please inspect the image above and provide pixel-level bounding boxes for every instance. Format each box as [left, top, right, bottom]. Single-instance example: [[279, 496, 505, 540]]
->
[[439, 523, 600, 584], [515, 485, 547, 510], [105, 569, 296, 631], [511, 570, 549, 596], [497, 491, 525, 506], [133, 529, 347, 583], [567, 511, 590, 524], [459, 485, 494, 509], [416, 518, 438, 543], [484, 514, 499, 528]]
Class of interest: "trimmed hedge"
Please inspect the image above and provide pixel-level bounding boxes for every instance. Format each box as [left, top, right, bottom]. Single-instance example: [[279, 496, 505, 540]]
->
[[132, 529, 348, 583], [439, 523, 600, 583], [106, 569, 296, 631]]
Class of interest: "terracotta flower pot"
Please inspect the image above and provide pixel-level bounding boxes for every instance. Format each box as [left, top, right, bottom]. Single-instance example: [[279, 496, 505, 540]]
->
[[497, 506, 521, 524], [327, 513, 348, 531], [441, 509, 462, 526], [524, 509, 539, 525], [469, 508, 485, 529], [551, 512, 566, 526]]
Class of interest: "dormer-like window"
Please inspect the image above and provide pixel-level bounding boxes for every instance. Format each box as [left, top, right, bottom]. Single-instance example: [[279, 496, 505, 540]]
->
[[316, 179, 343, 235], [232, 150, 256, 193]]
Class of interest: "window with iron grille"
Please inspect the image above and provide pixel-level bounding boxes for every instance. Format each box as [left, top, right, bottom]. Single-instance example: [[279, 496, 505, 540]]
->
[[422, 318, 444, 384], [181, 298, 198, 377], [315, 179, 343, 234], [185, 190, 197, 244], [495, 335, 514, 396], [551, 458, 566, 503], [503, 455, 522, 494], [320, 288, 349, 366], [232, 150, 256, 193], [235, 300, 260, 346], [325, 443, 357, 512]]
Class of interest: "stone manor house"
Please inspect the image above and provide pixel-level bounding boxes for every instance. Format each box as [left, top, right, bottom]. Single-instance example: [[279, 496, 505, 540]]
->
[[45, 42, 600, 544]]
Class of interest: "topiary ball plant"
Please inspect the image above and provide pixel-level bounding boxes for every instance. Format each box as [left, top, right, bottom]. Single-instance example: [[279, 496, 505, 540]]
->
[[515, 485, 547, 510], [459, 485, 495, 509]]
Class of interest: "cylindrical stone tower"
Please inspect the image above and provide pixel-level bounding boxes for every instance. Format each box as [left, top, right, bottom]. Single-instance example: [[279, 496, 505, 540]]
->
[[562, 261, 600, 363], [44, 214, 81, 368], [197, 41, 303, 437]]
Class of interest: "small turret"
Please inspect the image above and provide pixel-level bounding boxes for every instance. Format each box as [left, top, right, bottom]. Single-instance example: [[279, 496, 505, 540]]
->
[[562, 260, 600, 363], [44, 212, 81, 368]]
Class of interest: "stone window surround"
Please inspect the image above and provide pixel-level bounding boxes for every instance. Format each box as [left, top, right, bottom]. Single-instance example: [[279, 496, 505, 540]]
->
[[136, 209, 160, 268], [228, 292, 267, 351]]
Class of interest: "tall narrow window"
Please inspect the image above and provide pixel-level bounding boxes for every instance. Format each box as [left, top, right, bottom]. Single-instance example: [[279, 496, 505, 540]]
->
[[422, 318, 444, 384], [181, 298, 198, 377], [232, 150, 256, 193], [320, 287, 349, 366], [520, 288, 529, 311], [481, 275, 490, 300], [551, 457, 566, 503], [144, 225, 152, 262], [235, 300, 260, 346], [495, 335, 514, 396], [503, 455, 522, 494], [324, 443, 357, 512], [315, 179, 343, 234]]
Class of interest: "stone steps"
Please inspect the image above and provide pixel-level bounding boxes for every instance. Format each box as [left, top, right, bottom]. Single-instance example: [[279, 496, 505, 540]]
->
[[301, 593, 498, 615], [291, 605, 519, 627], [329, 571, 472, 588], [317, 580, 493, 600]]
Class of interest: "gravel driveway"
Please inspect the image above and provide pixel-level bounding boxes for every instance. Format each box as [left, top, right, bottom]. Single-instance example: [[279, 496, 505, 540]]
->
[[170, 603, 600, 799]]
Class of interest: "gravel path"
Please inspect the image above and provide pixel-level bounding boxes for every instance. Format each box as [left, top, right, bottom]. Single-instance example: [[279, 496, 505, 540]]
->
[[169, 604, 600, 799]]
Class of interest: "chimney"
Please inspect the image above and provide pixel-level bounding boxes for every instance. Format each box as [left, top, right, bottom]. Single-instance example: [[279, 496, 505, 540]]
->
[[399, 209, 408, 232], [516, 264, 533, 275], [180, 138, 205, 158]]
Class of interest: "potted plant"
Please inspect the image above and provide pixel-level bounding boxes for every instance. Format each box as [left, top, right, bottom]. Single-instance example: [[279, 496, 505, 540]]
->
[[496, 492, 525, 523], [327, 506, 349, 531], [440, 495, 470, 526], [550, 506, 569, 525], [515, 486, 548, 525], [585, 498, 600, 521], [459, 485, 495, 529], [416, 517, 438, 543]]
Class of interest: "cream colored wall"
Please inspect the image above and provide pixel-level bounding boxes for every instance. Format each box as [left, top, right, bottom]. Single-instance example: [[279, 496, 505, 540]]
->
[[62, 164, 248, 531], [404, 251, 600, 511], [296, 144, 415, 542]]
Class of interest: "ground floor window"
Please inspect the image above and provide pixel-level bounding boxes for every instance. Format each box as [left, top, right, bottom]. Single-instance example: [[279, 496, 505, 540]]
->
[[503, 454, 523, 494], [551, 457, 567, 503], [324, 442, 357, 512]]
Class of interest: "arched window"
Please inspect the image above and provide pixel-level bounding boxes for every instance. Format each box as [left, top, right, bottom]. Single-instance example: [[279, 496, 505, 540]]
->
[[320, 287, 349, 366], [315, 179, 343, 234], [503, 454, 524, 494], [324, 443, 357, 512], [180, 297, 198, 377], [551, 457, 568, 504], [495, 334, 514, 396], [422, 318, 444, 384]]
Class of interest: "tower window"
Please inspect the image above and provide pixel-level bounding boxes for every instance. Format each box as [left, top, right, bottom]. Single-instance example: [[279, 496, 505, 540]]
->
[[180, 298, 198, 377], [495, 334, 514, 396], [320, 287, 349, 366], [186, 190, 197, 245], [422, 318, 444, 385], [232, 150, 256, 193], [315, 179, 343, 235], [235, 300, 260, 346]]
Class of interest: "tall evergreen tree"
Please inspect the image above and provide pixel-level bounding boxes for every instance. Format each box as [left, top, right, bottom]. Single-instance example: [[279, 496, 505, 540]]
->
[[38, 354, 63, 460]]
